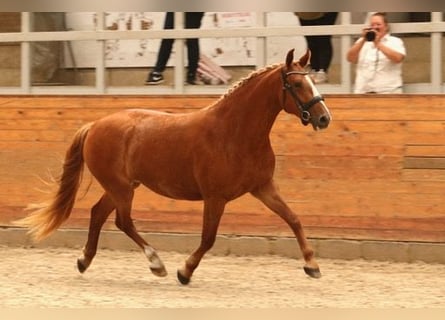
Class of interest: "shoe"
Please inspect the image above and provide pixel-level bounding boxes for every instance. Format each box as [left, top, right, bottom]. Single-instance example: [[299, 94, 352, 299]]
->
[[312, 70, 328, 84], [145, 71, 164, 85], [186, 72, 198, 85]]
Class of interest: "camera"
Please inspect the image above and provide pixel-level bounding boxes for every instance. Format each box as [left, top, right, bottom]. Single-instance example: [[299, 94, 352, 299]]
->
[[365, 29, 376, 41]]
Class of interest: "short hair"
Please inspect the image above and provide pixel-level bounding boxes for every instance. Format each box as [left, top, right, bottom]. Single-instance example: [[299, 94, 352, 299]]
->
[[371, 12, 388, 25]]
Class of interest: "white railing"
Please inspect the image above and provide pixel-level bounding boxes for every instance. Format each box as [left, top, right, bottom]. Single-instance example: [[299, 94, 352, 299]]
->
[[0, 12, 444, 95]]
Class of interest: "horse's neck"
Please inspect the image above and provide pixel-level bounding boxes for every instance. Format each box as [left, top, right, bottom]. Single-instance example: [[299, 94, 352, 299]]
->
[[209, 68, 282, 141]]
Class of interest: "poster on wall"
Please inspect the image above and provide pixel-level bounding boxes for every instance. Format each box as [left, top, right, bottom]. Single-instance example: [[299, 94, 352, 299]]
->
[[63, 12, 306, 68]]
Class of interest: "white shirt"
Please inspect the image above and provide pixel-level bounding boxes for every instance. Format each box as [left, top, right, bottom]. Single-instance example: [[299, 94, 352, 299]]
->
[[354, 34, 406, 94]]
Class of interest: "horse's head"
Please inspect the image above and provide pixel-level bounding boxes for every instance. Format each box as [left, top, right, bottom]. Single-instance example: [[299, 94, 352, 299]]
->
[[281, 49, 331, 130]]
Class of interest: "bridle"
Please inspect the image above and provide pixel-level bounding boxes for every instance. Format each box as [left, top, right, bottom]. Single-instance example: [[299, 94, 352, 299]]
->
[[281, 68, 324, 126]]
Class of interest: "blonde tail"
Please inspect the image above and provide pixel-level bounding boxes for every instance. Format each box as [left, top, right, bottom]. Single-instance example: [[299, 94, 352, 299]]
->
[[14, 122, 93, 242]]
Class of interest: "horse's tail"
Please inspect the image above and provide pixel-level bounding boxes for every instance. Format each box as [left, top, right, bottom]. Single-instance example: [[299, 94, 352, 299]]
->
[[14, 122, 94, 242]]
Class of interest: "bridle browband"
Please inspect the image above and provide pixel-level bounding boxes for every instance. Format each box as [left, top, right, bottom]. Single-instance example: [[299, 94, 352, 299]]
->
[[281, 68, 324, 125]]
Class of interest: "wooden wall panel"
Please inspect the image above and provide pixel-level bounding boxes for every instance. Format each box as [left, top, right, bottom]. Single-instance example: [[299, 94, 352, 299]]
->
[[0, 94, 444, 242], [0, 13, 20, 33]]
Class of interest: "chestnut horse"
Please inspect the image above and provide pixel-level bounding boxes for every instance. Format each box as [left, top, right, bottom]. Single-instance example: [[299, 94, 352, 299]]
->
[[16, 49, 331, 284]]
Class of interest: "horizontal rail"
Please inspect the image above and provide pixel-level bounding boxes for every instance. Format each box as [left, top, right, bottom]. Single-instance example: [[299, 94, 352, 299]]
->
[[0, 22, 444, 43]]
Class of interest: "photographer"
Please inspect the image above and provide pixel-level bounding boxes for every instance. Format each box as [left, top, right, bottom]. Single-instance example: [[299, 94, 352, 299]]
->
[[347, 12, 406, 93]]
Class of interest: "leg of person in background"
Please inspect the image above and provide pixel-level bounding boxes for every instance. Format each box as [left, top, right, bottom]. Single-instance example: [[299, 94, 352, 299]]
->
[[146, 12, 174, 85], [317, 35, 333, 70], [304, 35, 321, 70], [303, 34, 329, 84], [299, 12, 338, 84], [184, 12, 204, 85], [315, 12, 337, 82]]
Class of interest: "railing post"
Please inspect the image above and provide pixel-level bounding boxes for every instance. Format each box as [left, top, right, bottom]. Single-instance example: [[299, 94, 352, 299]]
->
[[431, 12, 443, 93], [256, 12, 266, 69], [20, 12, 31, 93], [340, 12, 352, 93], [95, 12, 106, 94], [173, 12, 185, 93]]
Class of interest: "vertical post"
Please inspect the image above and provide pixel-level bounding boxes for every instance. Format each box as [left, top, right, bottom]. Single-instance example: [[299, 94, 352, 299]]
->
[[340, 11, 352, 93], [95, 12, 106, 94], [173, 12, 185, 93], [430, 12, 442, 93], [21, 12, 31, 93], [255, 12, 266, 68]]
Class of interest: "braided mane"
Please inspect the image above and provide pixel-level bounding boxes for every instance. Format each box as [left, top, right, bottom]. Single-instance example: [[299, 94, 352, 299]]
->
[[213, 63, 283, 104]]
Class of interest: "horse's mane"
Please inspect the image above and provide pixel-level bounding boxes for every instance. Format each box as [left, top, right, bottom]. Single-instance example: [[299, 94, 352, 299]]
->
[[211, 62, 283, 106]]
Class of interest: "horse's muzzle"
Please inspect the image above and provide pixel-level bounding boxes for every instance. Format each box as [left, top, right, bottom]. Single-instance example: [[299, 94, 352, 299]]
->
[[313, 114, 330, 130]]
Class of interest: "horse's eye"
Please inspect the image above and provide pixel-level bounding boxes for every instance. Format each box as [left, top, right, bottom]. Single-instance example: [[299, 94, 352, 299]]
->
[[294, 82, 302, 88]]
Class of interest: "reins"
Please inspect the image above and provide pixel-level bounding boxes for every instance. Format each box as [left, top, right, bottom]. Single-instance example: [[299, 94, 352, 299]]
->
[[281, 69, 324, 125]]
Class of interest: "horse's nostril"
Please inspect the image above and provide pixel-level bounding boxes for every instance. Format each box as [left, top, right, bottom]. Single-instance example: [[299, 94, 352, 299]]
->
[[318, 115, 330, 127]]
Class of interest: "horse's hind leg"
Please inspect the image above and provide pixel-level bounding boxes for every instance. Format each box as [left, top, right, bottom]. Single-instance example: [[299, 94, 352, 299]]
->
[[77, 193, 115, 273], [113, 189, 167, 277], [251, 180, 321, 279], [177, 197, 226, 285]]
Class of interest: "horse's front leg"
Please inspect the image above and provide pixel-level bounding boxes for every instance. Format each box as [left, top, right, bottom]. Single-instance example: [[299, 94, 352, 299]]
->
[[251, 180, 321, 278], [177, 197, 226, 285]]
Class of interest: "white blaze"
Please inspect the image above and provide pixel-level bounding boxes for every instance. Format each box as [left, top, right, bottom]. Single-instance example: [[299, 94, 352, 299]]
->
[[304, 74, 332, 120]]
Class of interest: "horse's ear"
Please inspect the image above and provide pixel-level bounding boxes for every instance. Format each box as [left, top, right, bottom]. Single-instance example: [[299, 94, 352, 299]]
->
[[298, 49, 311, 68], [285, 49, 295, 68]]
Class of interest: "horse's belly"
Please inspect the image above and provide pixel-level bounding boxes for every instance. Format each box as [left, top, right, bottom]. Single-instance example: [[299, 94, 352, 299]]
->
[[135, 162, 203, 200], [141, 179, 203, 201]]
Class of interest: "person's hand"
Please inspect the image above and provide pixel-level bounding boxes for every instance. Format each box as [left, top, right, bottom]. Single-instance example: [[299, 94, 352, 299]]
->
[[373, 27, 384, 45], [360, 27, 370, 39]]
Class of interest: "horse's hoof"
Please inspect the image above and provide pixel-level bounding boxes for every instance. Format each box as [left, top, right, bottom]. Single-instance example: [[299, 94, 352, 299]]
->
[[177, 270, 191, 285], [303, 266, 322, 279], [77, 259, 87, 274], [150, 266, 168, 277]]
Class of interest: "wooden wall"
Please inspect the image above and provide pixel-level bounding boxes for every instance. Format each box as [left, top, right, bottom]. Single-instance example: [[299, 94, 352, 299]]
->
[[0, 94, 444, 243]]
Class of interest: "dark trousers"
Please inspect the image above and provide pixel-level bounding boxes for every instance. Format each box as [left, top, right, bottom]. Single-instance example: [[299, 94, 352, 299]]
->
[[153, 12, 204, 77], [299, 12, 338, 71]]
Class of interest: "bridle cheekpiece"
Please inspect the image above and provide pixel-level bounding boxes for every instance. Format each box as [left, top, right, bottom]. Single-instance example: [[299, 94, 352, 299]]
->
[[281, 68, 324, 126]]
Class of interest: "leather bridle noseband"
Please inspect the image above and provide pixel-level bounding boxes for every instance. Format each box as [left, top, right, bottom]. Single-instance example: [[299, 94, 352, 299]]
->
[[281, 68, 324, 125]]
